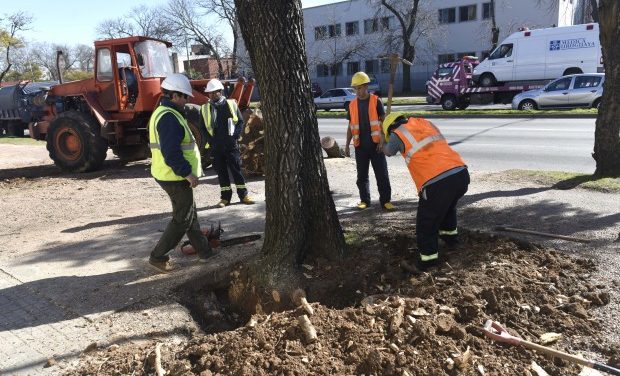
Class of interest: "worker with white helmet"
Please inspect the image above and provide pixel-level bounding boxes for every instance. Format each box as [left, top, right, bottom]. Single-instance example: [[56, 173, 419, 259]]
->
[[147, 73, 214, 273], [345, 71, 394, 211], [201, 78, 254, 208]]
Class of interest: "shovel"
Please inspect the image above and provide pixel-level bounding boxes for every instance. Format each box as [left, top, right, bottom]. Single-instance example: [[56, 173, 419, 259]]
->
[[483, 320, 620, 375]]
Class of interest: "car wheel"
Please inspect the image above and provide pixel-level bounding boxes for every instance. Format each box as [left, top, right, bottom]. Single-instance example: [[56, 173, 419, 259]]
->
[[441, 95, 457, 111], [479, 73, 497, 87], [343, 101, 350, 111], [518, 99, 537, 111]]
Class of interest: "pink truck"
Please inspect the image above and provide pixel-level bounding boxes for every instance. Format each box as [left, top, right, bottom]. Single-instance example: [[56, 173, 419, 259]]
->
[[425, 57, 547, 110]]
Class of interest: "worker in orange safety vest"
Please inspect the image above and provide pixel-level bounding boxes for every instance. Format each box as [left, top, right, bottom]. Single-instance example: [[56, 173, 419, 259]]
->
[[381, 112, 470, 271]]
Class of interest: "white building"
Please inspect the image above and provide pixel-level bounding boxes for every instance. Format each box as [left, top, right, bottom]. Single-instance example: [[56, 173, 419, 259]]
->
[[238, 0, 581, 93]]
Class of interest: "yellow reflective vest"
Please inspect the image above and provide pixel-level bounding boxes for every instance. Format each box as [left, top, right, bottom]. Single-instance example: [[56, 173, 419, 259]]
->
[[149, 105, 202, 181], [200, 99, 239, 149]]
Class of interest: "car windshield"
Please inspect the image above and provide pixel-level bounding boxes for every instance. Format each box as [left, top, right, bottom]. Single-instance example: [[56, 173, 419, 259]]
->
[[345, 88, 355, 95], [437, 67, 454, 78], [134, 40, 173, 78]]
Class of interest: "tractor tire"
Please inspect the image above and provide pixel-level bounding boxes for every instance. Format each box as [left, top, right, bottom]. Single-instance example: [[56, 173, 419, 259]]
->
[[46, 111, 108, 172], [7, 121, 25, 137], [441, 95, 458, 111], [113, 144, 151, 162], [184, 103, 212, 169]]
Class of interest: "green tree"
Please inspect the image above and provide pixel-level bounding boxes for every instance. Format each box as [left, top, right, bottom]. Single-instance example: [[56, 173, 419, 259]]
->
[[0, 12, 32, 83], [233, 0, 345, 307]]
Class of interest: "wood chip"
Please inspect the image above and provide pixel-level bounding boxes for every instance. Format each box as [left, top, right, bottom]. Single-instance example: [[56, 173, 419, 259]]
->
[[477, 364, 485, 375], [410, 308, 430, 316], [406, 315, 417, 325], [271, 290, 281, 303], [303, 273, 313, 279], [301, 264, 313, 271], [531, 361, 550, 376], [389, 343, 400, 352], [298, 315, 318, 343], [539, 332, 562, 345], [579, 366, 604, 375], [453, 346, 471, 369]]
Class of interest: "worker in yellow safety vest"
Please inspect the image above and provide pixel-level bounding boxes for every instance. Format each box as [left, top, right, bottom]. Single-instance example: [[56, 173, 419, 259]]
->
[[201, 79, 254, 208], [345, 71, 394, 211], [381, 112, 470, 271], [147, 73, 214, 273]]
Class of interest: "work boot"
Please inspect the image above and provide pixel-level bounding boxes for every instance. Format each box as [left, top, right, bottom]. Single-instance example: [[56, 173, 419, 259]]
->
[[439, 235, 461, 252], [357, 202, 368, 210], [383, 202, 395, 211], [148, 259, 176, 273], [413, 253, 440, 272], [217, 199, 229, 208], [241, 196, 255, 204]]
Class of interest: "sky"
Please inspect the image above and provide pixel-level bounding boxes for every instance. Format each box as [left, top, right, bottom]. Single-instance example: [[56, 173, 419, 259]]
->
[[4, 0, 340, 46]]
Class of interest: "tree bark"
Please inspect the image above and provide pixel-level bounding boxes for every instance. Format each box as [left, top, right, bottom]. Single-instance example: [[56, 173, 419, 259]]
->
[[593, 0, 620, 177], [234, 0, 346, 296]]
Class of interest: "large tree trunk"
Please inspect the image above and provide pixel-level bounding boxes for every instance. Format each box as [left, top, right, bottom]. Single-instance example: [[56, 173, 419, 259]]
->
[[402, 44, 414, 93], [593, 0, 620, 177], [233, 0, 346, 304]]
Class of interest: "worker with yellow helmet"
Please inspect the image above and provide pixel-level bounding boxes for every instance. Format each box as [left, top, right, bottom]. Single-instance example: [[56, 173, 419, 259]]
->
[[381, 112, 470, 271], [345, 71, 394, 211]]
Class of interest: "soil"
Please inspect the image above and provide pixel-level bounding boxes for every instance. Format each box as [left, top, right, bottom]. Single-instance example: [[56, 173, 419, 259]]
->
[[71, 226, 620, 376]]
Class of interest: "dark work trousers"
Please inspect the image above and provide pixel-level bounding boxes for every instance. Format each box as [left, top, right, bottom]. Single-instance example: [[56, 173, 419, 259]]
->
[[212, 147, 248, 201], [355, 143, 392, 205], [150, 184, 212, 262], [416, 168, 470, 257]]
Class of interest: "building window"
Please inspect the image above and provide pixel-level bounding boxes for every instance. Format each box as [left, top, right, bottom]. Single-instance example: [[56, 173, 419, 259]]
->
[[328, 24, 341, 38], [438, 53, 456, 64], [459, 5, 477, 22], [364, 18, 378, 34], [345, 21, 359, 36], [365, 59, 378, 74], [317, 64, 329, 77], [438, 8, 456, 24], [330, 63, 342, 76], [482, 2, 493, 20], [458, 52, 476, 59], [380, 59, 391, 73], [380, 17, 392, 30], [347, 61, 360, 75], [314, 26, 327, 40]]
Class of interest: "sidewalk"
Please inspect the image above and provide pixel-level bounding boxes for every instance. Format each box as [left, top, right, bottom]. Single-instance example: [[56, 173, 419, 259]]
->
[[1, 158, 618, 374]]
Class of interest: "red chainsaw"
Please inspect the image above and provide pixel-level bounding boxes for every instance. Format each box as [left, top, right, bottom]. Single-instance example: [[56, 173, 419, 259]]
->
[[178, 222, 261, 255]]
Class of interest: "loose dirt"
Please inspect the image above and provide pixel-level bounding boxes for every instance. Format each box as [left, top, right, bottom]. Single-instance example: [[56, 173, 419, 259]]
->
[[71, 225, 620, 376]]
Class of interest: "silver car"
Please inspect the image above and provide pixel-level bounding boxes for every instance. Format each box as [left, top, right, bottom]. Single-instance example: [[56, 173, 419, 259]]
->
[[314, 88, 356, 111], [512, 73, 604, 110]]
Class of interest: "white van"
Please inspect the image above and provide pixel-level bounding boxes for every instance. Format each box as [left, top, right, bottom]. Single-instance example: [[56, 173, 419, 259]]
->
[[474, 24, 603, 87]]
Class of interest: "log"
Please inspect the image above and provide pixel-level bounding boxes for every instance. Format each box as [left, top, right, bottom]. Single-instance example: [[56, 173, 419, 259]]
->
[[320, 136, 344, 158], [154, 342, 165, 376], [297, 315, 318, 343], [239, 108, 265, 176]]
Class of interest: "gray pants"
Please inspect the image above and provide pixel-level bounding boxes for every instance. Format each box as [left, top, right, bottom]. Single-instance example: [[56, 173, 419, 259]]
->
[[150, 184, 212, 262]]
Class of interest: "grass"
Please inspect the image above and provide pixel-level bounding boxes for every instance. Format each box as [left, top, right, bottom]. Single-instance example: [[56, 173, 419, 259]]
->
[[0, 136, 45, 145], [510, 169, 620, 193], [249, 97, 426, 109], [316, 108, 598, 118]]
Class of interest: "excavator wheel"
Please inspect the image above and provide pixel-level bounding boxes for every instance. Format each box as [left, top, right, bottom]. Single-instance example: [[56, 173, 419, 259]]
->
[[184, 103, 212, 169], [46, 111, 108, 172]]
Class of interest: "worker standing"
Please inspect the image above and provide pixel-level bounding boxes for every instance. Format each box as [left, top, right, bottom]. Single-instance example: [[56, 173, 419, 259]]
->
[[201, 79, 254, 208], [381, 112, 469, 270], [344, 71, 394, 211], [148, 73, 214, 273]]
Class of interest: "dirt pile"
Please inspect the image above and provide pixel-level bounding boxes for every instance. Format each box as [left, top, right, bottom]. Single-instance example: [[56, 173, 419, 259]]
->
[[70, 229, 620, 376]]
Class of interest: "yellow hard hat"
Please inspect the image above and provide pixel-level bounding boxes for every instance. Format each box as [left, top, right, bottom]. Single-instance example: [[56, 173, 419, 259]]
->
[[351, 71, 370, 87], [382, 112, 406, 141]]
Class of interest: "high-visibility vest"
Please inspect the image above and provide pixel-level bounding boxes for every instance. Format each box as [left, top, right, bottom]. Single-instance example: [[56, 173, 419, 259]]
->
[[201, 99, 239, 149], [393, 118, 465, 193], [148, 105, 202, 181], [348, 94, 382, 147]]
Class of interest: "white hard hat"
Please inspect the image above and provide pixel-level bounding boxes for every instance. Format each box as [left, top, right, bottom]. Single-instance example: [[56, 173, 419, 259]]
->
[[205, 79, 224, 93], [161, 73, 194, 97]]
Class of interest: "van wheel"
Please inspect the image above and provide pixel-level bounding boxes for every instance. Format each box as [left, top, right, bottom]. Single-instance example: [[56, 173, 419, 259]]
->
[[592, 99, 601, 110], [441, 95, 458, 111], [563, 68, 582, 76], [479, 73, 497, 87], [518, 99, 537, 111]]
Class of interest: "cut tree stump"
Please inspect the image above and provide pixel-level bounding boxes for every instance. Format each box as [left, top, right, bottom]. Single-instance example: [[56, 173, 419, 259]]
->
[[320, 136, 344, 158], [239, 108, 265, 175]]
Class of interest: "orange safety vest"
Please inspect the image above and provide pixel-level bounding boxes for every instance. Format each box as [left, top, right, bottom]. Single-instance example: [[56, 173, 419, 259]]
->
[[348, 94, 382, 147], [393, 118, 465, 192]]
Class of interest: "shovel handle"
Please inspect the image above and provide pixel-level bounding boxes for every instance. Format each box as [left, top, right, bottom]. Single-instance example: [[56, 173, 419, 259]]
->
[[484, 321, 620, 375]]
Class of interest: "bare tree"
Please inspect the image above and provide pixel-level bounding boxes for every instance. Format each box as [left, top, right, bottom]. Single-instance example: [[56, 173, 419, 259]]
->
[[166, 0, 228, 77], [593, 0, 620, 176], [233, 0, 345, 309], [0, 12, 32, 83], [377, 0, 440, 93], [198, 0, 239, 76], [96, 5, 175, 41], [29, 43, 80, 81], [74, 44, 94, 72]]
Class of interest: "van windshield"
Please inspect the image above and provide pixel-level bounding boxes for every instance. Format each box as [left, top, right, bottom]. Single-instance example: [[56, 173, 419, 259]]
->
[[489, 43, 513, 60]]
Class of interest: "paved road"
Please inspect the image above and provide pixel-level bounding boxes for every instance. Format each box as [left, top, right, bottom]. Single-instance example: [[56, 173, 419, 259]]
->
[[318, 117, 596, 173]]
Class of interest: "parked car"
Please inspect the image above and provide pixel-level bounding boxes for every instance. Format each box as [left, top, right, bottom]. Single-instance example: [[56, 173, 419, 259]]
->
[[314, 87, 356, 111], [367, 74, 382, 96], [512, 73, 604, 110], [311, 82, 323, 98]]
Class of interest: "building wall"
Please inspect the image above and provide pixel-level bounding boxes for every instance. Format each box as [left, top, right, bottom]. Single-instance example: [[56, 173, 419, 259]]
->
[[237, 0, 577, 94]]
